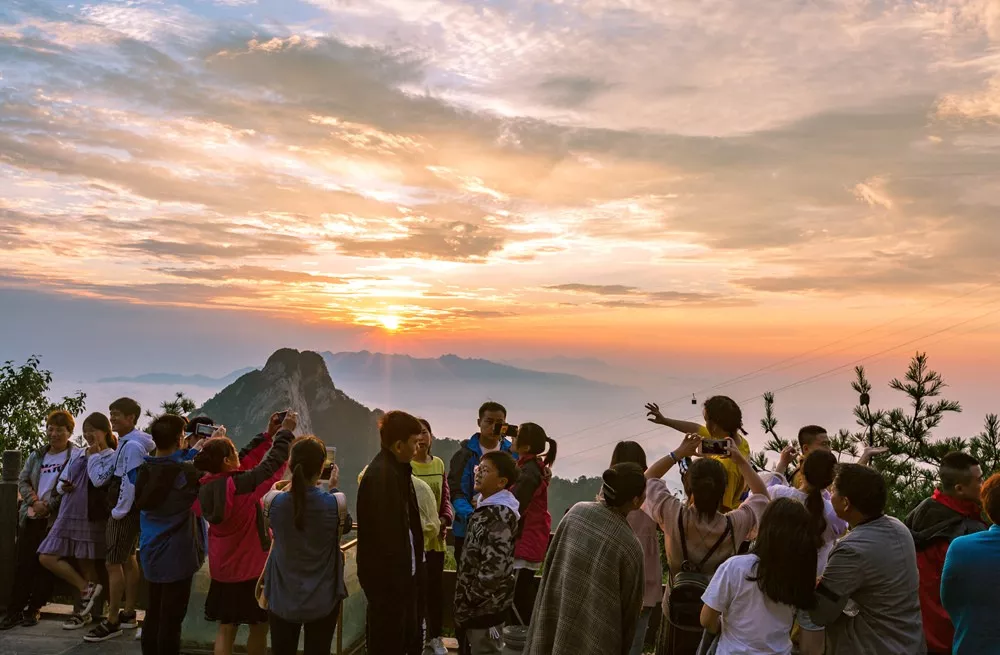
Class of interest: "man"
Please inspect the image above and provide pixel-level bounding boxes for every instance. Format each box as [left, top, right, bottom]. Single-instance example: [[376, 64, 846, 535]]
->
[[357, 410, 425, 655], [809, 464, 925, 655], [448, 402, 515, 565], [941, 472, 1000, 655], [904, 452, 986, 654], [778, 425, 884, 487], [86, 398, 155, 643], [131, 414, 205, 655]]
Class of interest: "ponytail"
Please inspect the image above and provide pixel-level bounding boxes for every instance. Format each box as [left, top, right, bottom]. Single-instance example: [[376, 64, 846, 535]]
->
[[193, 438, 235, 474], [287, 436, 327, 532], [292, 463, 307, 531], [542, 437, 558, 467], [801, 449, 837, 544]]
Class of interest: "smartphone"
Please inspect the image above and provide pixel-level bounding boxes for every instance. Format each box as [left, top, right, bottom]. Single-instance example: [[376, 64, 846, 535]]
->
[[322, 446, 336, 479], [493, 423, 518, 439], [195, 423, 217, 437], [702, 439, 729, 456], [275, 410, 288, 424]]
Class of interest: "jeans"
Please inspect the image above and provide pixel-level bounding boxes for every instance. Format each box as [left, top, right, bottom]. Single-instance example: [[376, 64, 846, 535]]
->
[[269, 605, 340, 655], [367, 592, 422, 655], [9, 518, 54, 615], [629, 606, 654, 655], [425, 550, 445, 639], [141, 576, 193, 655], [467, 625, 503, 655]]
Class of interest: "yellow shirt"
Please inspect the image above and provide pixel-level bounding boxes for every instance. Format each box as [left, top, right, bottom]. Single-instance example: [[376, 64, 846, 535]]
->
[[696, 425, 751, 511]]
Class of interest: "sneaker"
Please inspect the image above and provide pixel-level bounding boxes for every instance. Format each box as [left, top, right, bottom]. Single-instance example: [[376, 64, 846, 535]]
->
[[84, 620, 123, 643], [118, 610, 138, 630], [20, 610, 40, 628], [429, 637, 448, 655], [0, 612, 23, 631], [79, 583, 102, 618], [62, 613, 91, 630]]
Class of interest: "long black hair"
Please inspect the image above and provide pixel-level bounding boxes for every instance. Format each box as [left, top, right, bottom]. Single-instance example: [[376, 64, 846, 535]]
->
[[517, 423, 557, 467], [802, 449, 837, 544], [704, 395, 746, 437], [193, 438, 236, 474], [290, 437, 326, 531], [748, 497, 818, 609], [610, 441, 648, 470], [684, 457, 728, 520], [600, 463, 646, 509]]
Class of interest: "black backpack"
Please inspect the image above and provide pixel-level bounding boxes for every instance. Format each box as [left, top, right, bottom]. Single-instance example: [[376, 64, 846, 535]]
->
[[666, 512, 735, 651]]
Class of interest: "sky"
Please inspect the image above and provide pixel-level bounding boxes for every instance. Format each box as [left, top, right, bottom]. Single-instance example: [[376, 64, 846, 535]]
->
[[3, 0, 1000, 461]]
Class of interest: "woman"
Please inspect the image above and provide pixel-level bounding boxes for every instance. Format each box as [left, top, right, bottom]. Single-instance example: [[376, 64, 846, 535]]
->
[[767, 449, 847, 655], [642, 434, 769, 655], [524, 463, 646, 655], [264, 436, 353, 655], [411, 418, 453, 655], [611, 441, 661, 655], [38, 412, 118, 629], [700, 498, 819, 655], [510, 423, 557, 626], [0, 410, 82, 631], [646, 396, 751, 512], [194, 416, 294, 655]]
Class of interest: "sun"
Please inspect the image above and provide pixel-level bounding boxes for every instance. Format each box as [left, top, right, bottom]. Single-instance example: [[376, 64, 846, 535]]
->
[[378, 314, 401, 331]]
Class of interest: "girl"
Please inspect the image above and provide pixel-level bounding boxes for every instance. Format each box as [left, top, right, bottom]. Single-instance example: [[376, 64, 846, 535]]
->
[[610, 441, 661, 655], [700, 497, 819, 655], [523, 463, 646, 655], [510, 423, 557, 626], [264, 436, 353, 655], [38, 412, 118, 629], [1, 410, 81, 631], [767, 449, 847, 655], [194, 415, 295, 655], [646, 396, 751, 512], [411, 419, 453, 655]]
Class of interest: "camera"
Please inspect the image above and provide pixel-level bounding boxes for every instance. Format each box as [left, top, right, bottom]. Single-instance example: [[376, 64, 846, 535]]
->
[[195, 423, 218, 438], [701, 439, 729, 456], [493, 422, 518, 439]]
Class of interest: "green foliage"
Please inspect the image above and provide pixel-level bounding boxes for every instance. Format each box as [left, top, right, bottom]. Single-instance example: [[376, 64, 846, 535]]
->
[[756, 391, 791, 470], [0, 356, 86, 458], [145, 391, 197, 429]]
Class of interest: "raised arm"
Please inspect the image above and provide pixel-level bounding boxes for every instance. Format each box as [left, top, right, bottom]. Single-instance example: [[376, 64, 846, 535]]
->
[[726, 438, 768, 498], [646, 403, 702, 434], [645, 434, 701, 480], [233, 429, 293, 499]]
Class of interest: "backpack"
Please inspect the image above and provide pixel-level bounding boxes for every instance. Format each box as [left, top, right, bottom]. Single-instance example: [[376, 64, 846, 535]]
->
[[666, 513, 735, 643]]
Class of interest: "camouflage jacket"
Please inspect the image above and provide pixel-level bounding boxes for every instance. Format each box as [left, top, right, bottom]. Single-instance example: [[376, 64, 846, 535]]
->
[[453, 489, 521, 629]]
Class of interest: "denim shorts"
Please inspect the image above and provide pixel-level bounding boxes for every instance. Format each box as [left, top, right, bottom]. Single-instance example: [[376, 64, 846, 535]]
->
[[797, 608, 823, 632]]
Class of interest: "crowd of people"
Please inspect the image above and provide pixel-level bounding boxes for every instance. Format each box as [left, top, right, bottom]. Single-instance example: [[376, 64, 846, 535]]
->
[[2, 395, 999, 655]]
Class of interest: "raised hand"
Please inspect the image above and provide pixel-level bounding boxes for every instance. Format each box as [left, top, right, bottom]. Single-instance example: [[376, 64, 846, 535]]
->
[[645, 403, 666, 425], [281, 411, 299, 433]]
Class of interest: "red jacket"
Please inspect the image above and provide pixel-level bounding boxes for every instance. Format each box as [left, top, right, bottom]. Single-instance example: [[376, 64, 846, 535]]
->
[[905, 489, 987, 653], [512, 455, 551, 563]]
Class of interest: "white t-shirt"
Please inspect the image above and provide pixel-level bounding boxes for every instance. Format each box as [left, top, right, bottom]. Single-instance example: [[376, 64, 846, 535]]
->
[[767, 484, 848, 575], [701, 554, 795, 655], [37, 447, 81, 502]]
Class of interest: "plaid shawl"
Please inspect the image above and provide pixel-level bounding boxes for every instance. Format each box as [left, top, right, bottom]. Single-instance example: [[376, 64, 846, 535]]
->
[[524, 501, 644, 655]]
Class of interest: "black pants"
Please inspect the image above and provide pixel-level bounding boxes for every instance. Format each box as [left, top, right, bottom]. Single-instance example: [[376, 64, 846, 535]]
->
[[141, 576, 193, 655], [9, 518, 54, 615], [367, 592, 422, 655], [510, 568, 537, 625], [269, 604, 340, 655], [454, 536, 465, 567], [425, 550, 445, 640]]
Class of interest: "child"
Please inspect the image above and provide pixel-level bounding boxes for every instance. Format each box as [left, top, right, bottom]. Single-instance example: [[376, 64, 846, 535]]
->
[[646, 396, 751, 512], [454, 451, 521, 655], [130, 414, 206, 655], [194, 413, 295, 655], [509, 423, 556, 625]]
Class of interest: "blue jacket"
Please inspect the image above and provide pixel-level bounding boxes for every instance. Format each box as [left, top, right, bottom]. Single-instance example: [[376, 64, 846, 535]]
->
[[130, 450, 206, 584], [447, 434, 514, 539], [941, 524, 1000, 655]]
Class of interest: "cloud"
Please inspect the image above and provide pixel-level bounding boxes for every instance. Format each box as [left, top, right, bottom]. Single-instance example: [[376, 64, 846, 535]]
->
[[333, 222, 506, 261], [545, 282, 741, 307], [545, 284, 638, 296]]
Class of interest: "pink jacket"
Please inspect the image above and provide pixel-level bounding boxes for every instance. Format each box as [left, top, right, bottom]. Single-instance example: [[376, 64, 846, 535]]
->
[[198, 430, 292, 583]]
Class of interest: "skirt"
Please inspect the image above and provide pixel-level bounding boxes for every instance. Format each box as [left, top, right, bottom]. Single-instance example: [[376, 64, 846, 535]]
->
[[205, 578, 268, 625]]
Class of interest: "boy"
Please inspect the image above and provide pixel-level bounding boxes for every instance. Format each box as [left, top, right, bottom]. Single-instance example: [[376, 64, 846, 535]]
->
[[86, 397, 154, 642], [131, 414, 205, 655], [454, 451, 521, 655]]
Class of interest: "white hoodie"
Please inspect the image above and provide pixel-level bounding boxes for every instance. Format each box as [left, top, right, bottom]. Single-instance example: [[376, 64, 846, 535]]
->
[[477, 488, 521, 521], [110, 428, 156, 520]]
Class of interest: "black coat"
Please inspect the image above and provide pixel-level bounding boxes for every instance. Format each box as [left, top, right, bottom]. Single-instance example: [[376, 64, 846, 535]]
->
[[357, 448, 424, 601]]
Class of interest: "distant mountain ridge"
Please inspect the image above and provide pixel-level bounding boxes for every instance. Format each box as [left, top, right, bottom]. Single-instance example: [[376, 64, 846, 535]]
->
[[99, 367, 257, 387]]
